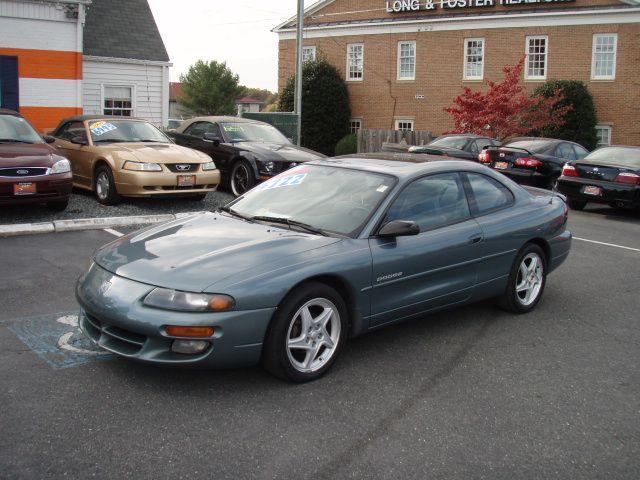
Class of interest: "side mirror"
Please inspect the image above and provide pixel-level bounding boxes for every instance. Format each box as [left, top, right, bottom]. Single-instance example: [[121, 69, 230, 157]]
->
[[43, 135, 56, 144], [70, 136, 87, 146], [378, 220, 420, 238], [203, 133, 221, 146]]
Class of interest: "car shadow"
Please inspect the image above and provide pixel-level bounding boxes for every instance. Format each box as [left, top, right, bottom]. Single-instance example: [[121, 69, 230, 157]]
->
[[580, 204, 640, 225]]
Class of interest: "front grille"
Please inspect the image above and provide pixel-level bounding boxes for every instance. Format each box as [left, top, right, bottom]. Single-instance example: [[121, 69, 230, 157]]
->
[[0, 167, 49, 177], [82, 312, 147, 356], [166, 163, 200, 173]]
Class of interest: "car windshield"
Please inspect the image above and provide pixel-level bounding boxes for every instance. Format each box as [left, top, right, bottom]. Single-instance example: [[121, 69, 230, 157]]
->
[[582, 147, 640, 169], [430, 136, 469, 150], [228, 164, 396, 237], [506, 140, 554, 154], [88, 120, 170, 143], [221, 122, 289, 143], [0, 114, 43, 144]]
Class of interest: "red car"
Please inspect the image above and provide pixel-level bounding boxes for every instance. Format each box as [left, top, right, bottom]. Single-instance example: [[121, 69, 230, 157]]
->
[[0, 109, 72, 211]]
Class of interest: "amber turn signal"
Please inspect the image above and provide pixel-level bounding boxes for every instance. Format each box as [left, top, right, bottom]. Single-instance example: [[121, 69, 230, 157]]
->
[[209, 296, 234, 311], [164, 326, 215, 338]]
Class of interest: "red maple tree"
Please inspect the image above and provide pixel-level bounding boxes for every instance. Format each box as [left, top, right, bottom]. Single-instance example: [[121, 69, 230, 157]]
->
[[444, 58, 570, 140]]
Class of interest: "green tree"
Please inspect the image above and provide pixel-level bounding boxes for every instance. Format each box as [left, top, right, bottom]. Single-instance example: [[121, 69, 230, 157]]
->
[[335, 133, 357, 156], [279, 58, 351, 155], [180, 60, 246, 116], [534, 80, 598, 150]]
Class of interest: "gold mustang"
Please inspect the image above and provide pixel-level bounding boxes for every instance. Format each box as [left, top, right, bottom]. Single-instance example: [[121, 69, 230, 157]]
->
[[51, 116, 220, 205]]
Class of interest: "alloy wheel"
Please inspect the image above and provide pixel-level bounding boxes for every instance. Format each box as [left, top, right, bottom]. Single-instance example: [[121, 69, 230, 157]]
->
[[96, 171, 110, 200], [232, 164, 249, 196], [286, 298, 341, 373], [515, 252, 543, 306]]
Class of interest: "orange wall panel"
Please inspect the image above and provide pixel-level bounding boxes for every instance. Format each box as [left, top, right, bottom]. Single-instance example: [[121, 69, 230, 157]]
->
[[0, 48, 82, 80], [20, 106, 83, 132]]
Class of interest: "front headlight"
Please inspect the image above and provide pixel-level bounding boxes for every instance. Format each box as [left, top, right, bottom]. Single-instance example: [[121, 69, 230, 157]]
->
[[202, 161, 217, 171], [143, 288, 235, 312], [123, 161, 162, 172], [50, 159, 70, 174], [259, 160, 275, 173]]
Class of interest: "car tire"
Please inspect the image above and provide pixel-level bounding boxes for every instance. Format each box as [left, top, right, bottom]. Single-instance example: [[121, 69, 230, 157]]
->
[[94, 165, 121, 206], [230, 160, 255, 197], [46, 199, 69, 212], [567, 198, 587, 211], [498, 243, 547, 314], [263, 282, 348, 382]]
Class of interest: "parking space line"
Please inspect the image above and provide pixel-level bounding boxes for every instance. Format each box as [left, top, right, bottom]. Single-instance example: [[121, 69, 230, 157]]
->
[[574, 237, 640, 253], [103, 228, 124, 237]]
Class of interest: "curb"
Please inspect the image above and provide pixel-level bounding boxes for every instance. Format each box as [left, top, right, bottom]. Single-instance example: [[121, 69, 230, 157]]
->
[[0, 211, 208, 238]]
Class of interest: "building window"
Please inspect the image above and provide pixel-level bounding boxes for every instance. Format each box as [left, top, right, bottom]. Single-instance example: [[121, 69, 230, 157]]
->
[[103, 85, 133, 116], [464, 38, 484, 80], [302, 46, 316, 63], [592, 34, 617, 80], [395, 119, 414, 131], [347, 43, 364, 81], [525, 36, 548, 80], [350, 119, 362, 134], [595, 125, 612, 147], [397, 41, 416, 80]]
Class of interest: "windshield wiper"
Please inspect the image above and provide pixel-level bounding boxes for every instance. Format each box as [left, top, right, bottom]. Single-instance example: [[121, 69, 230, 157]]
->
[[0, 139, 34, 144], [250, 216, 328, 236], [93, 139, 130, 143], [218, 206, 252, 221], [139, 139, 165, 143]]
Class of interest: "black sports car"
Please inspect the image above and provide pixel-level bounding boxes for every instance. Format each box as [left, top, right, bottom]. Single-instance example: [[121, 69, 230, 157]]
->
[[408, 134, 500, 161], [557, 146, 640, 211], [168, 117, 325, 196], [480, 137, 589, 189]]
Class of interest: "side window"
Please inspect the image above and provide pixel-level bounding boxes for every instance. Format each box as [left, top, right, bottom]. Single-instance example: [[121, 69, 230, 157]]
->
[[184, 122, 210, 138], [573, 144, 589, 159], [556, 143, 577, 160], [56, 122, 86, 141], [385, 173, 470, 232], [469, 140, 479, 155], [465, 173, 514, 215]]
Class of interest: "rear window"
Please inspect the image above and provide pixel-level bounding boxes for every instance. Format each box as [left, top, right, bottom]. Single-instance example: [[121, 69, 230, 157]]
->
[[506, 140, 554, 154], [430, 136, 469, 150], [583, 147, 640, 169]]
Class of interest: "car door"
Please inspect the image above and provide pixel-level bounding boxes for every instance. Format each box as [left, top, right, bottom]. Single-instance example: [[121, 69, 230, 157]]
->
[[53, 121, 93, 187], [368, 172, 483, 327]]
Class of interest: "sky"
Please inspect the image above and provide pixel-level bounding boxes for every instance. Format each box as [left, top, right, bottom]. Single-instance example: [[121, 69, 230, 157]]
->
[[147, 0, 316, 92]]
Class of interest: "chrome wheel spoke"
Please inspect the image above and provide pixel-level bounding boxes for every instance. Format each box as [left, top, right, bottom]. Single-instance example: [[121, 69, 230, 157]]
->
[[515, 252, 544, 307], [300, 307, 313, 332], [315, 307, 333, 328], [288, 336, 311, 350]]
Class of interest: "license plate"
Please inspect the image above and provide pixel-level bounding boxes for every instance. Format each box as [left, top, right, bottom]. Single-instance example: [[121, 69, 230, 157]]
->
[[494, 161, 509, 170], [177, 175, 195, 187], [583, 185, 602, 196], [13, 182, 36, 195]]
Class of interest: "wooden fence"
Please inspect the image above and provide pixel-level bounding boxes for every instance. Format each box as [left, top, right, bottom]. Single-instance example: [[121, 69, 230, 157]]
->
[[357, 129, 435, 153]]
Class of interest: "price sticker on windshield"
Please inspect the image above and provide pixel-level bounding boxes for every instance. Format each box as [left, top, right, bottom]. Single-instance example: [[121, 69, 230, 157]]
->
[[89, 121, 117, 136], [259, 173, 307, 191], [223, 125, 245, 133]]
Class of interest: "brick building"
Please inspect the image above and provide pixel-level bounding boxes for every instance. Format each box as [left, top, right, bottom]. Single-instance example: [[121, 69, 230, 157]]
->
[[275, 0, 640, 147]]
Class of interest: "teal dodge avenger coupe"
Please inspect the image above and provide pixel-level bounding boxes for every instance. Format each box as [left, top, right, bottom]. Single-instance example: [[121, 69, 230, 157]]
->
[[76, 154, 572, 382]]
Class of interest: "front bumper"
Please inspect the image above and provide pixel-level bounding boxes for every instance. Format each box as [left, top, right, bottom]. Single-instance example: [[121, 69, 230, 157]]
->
[[0, 172, 72, 205], [76, 263, 275, 368], [557, 177, 640, 207], [114, 169, 221, 197]]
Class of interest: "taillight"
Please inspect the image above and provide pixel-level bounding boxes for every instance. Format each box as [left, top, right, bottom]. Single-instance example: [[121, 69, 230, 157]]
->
[[514, 157, 543, 168], [478, 151, 490, 164], [614, 172, 640, 185], [562, 164, 579, 177]]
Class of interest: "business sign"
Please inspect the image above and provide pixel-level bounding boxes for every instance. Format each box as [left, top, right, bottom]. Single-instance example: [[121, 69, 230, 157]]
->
[[385, 0, 575, 13]]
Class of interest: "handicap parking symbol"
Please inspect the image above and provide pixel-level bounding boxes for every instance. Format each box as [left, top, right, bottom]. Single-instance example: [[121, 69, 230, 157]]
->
[[5, 311, 113, 368]]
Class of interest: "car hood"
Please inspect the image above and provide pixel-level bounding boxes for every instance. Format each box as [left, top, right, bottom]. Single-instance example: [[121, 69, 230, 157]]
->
[[237, 142, 325, 163], [94, 212, 341, 292], [0, 143, 58, 167], [96, 142, 208, 164]]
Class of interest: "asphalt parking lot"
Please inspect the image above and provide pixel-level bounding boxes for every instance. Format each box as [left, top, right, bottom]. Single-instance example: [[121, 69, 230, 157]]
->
[[0, 206, 638, 479]]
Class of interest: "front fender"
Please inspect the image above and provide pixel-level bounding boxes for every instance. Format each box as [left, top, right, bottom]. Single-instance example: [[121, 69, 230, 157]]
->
[[238, 153, 261, 180]]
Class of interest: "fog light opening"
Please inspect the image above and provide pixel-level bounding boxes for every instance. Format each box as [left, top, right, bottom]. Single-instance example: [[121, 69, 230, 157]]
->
[[171, 340, 210, 355]]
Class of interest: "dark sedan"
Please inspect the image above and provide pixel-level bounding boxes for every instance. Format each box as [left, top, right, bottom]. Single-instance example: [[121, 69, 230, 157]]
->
[[168, 117, 325, 196], [0, 109, 72, 211], [479, 137, 589, 189], [408, 134, 500, 160], [557, 146, 640, 210], [76, 154, 571, 382]]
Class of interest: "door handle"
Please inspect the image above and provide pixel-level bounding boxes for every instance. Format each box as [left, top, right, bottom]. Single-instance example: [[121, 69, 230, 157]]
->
[[469, 235, 483, 244]]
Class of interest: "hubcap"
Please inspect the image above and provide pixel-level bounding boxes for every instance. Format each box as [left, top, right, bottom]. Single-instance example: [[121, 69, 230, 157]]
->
[[515, 253, 543, 306], [96, 172, 109, 200], [286, 298, 341, 373], [232, 165, 249, 195]]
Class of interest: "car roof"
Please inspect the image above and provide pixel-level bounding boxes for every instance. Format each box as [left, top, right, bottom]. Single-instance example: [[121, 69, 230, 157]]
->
[[312, 153, 489, 179], [506, 137, 563, 145], [0, 108, 21, 117], [186, 116, 268, 125], [57, 115, 149, 124], [434, 134, 493, 140]]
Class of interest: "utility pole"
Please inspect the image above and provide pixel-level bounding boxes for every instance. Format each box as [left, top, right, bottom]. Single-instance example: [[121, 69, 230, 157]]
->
[[293, 0, 304, 146]]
